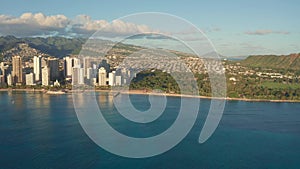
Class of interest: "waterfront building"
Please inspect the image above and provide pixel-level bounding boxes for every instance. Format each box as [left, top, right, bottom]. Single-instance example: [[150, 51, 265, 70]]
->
[[108, 71, 116, 86], [98, 67, 107, 86], [0, 62, 10, 83], [7, 74, 12, 86], [86, 67, 93, 80], [0, 75, 5, 85], [115, 75, 122, 86], [48, 58, 59, 81], [64, 56, 74, 77], [25, 73, 35, 86], [33, 56, 42, 81], [12, 56, 23, 84], [42, 66, 50, 86], [73, 58, 81, 68], [72, 67, 84, 85], [92, 78, 97, 86]]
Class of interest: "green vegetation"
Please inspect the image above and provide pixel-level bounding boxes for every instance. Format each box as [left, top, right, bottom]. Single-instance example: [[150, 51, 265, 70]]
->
[[226, 77, 300, 100], [0, 36, 86, 58], [128, 69, 300, 100], [130, 70, 180, 93], [261, 81, 300, 90], [241, 54, 300, 70], [130, 70, 202, 95]]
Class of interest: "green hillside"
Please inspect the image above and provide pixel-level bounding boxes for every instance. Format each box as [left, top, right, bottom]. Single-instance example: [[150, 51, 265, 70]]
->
[[0, 36, 86, 58], [241, 53, 300, 70]]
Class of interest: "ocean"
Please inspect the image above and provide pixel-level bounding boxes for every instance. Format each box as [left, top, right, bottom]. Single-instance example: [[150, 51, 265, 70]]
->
[[1, 91, 300, 169]]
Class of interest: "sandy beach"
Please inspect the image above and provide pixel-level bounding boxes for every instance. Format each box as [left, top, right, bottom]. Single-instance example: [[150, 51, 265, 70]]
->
[[1, 88, 300, 103]]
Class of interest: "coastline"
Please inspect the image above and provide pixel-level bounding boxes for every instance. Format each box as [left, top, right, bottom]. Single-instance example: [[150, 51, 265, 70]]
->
[[116, 90, 300, 103], [0, 88, 45, 92], [1, 88, 300, 103]]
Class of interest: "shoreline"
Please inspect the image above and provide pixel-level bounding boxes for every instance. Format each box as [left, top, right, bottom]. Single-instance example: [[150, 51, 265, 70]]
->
[[1, 88, 300, 103]]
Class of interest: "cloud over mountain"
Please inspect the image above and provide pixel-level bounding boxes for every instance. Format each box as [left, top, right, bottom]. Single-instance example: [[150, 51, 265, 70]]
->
[[0, 13, 153, 37]]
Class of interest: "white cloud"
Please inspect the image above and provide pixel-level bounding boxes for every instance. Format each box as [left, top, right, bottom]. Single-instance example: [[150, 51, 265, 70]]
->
[[0, 13, 155, 37], [245, 29, 290, 35], [0, 13, 69, 27]]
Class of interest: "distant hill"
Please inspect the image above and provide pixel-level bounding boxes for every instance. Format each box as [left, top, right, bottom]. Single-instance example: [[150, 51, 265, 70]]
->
[[0, 36, 86, 59], [1, 43, 46, 62], [241, 53, 300, 70], [1, 35, 299, 72]]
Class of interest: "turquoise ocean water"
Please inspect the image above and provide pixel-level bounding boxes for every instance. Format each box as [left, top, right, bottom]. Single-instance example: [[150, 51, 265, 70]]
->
[[1, 91, 300, 169]]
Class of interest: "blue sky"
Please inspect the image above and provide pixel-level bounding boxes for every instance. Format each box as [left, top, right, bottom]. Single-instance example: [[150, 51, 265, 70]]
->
[[0, 0, 299, 56]]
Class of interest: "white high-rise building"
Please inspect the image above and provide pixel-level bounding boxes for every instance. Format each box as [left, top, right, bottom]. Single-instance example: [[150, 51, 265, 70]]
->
[[108, 71, 116, 86], [0, 62, 9, 82], [64, 56, 74, 77], [25, 73, 35, 86], [86, 67, 93, 80], [79, 68, 84, 85], [83, 57, 94, 77], [73, 58, 81, 68], [72, 67, 79, 85], [0, 74, 5, 85], [7, 74, 12, 86], [42, 66, 50, 86], [115, 75, 122, 86], [72, 67, 84, 85], [92, 78, 97, 86], [33, 56, 42, 81], [98, 67, 107, 86]]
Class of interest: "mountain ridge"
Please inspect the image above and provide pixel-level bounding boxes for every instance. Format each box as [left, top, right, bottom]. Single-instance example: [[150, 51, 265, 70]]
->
[[0, 36, 86, 60], [1, 36, 300, 71], [240, 53, 300, 70]]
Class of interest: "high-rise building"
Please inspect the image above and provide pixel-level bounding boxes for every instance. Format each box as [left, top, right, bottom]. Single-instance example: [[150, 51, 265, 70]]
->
[[41, 57, 47, 68], [83, 57, 99, 77], [78, 68, 84, 85], [108, 71, 116, 86], [115, 75, 122, 86], [25, 73, 35, 86], [86, 67, 92, 80], [92, 78, 97, 86], [73, 58, 81, 68], [33, 56, 42, 82], [72, 67, 84, 85], [0, 62, 3, 73], [98, 67, 107, 86], [92, 63, 97, 70], [0, 62, 10, 83], [42, 66, 50, 86], [83, 57, 91, 77], [64, 56, 74, 77], [7, 74, 12, 86], [48, 58, 59, 81], [0, 74, 5, 86], [121, 68, 134, 85], [12, 56, 23, 84]]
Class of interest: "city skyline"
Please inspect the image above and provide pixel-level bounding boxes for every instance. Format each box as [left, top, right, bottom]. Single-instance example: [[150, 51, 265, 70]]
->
[[0, 1, 299, 56], [1, 2, 300, 168]]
